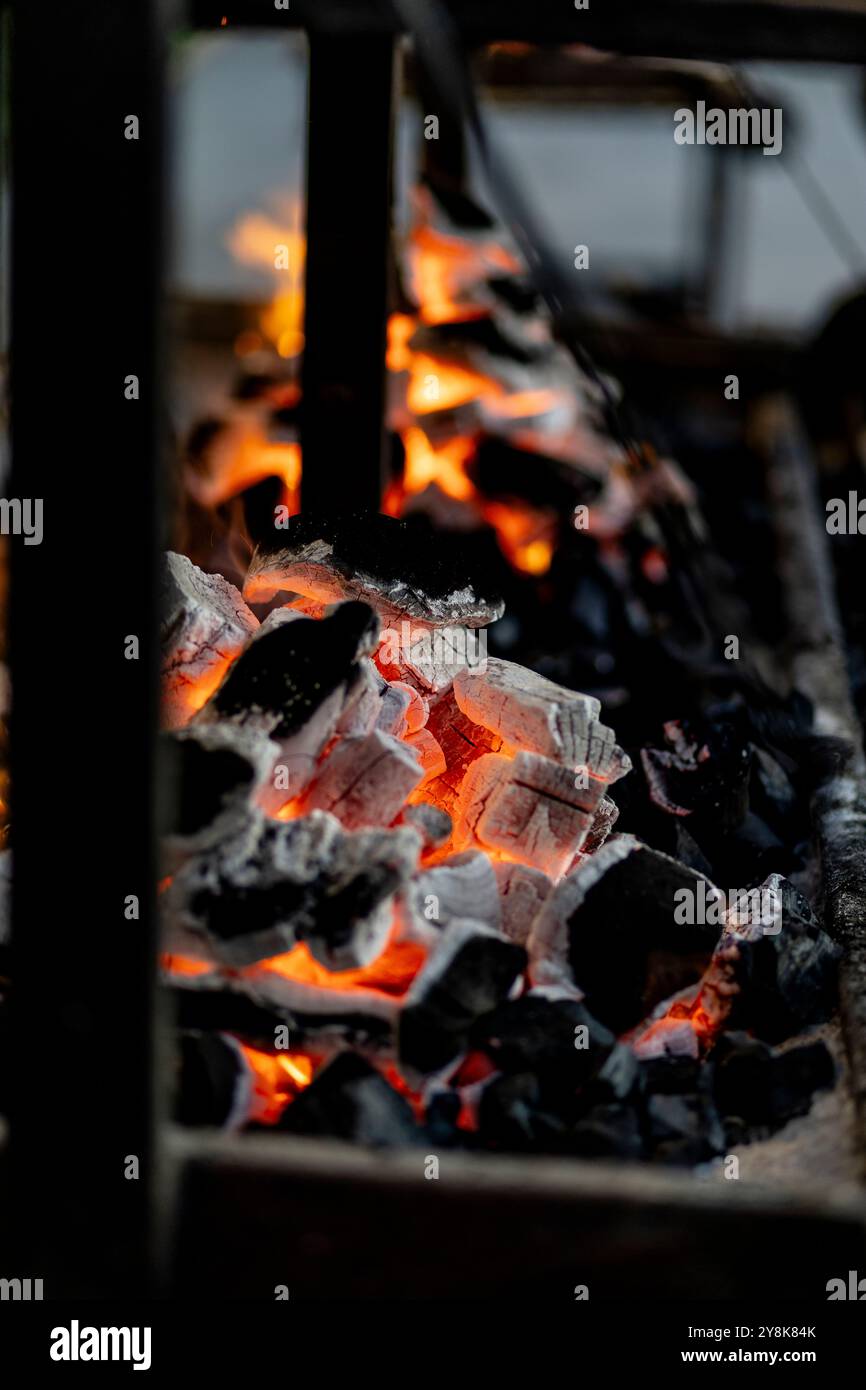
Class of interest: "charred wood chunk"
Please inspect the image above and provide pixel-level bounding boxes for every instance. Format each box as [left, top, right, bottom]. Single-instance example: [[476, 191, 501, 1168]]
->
[[582, 794, 620, 856], [477, 1072, 570, 1154], [174, 1032, 249, 1129], [694, 875, 840, 1042], [406, 850, 501, 935], [399, 920, 527, 1077], [454, 658, 629, 776], [302, 729, 423, 830], [644, 1089, 726, 1167], [529, 836, 720, 1030], [458, 751, 602, 877], [402, 727, 447, 783], [569, 1102, 644, 1160], [422, 689, 503, 816], [162, 809, 420, 970], [640, 718, 751, 828], [235, 966, 399, 1054], [168, 982, 288, 1052], [469, 993, 615, 1095], [276, 1052, 420, 1146], [712, 1031, 836, 1135], [398, 801, 452, 850], [160, 723, 278, 866], [161, 551, 259, 729], [381, 622, 487, 694], [244, 511, 505, 627], [493, 861, 552, 945]]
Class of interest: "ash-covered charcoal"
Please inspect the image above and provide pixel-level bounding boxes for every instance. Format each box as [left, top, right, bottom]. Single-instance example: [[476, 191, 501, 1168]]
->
[[198, 600, 379, 809], [422, 689, 503, 818], [476, 1072, 570, 1153], [174, 1032, 252, 1129], [398, 919, 526, 1077], [457, 750, 603, 877], [569, 1102, 644, 1160], [711, 1031, 836, 1136], [232, 964, 400, 1053], [640, 718, 752, 827], [582, 794, 620, 856], [453, 658, 629, 776], [160, 723, 279, 868], [402, 728, 447, 783], [493, 861, 552, 945], [528, 836, 721, 1031], [410, 314, 545, 367], [301, 729, 423, 830], [243, 511, 505, 628], [162, 808, 420, 970], [404, 850, 501, 938], [276, 1052, 421, 1146], [387, 623, 487, 695], [694, 875, 841, 1042], [161, 551, 259, 729], [168, 979, 290, 1051], [643, 1087, 726, 1167], [398, 801, 452, 850]]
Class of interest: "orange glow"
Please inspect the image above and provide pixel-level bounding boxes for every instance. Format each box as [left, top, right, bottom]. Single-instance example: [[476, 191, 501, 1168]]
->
[[387, 313, 416, 373], [252, 936, 426, 999], [408, 223, 518, 325], [227, 208, 306, 359], [237, 1042, 316, 1124], [189, 430, 300, 512], [481, 500, 555, 575], [407, 353, 501, 416], [160, 953, 211, 977]]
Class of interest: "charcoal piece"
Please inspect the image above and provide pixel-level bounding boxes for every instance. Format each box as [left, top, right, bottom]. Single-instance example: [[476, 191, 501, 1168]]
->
[[174, 1032, 249, 1129], [457, 751, 601, 877], [712, 1031, 836, 1132], [169, 983, 288, 1051], [580, 1040, 641, 1107], [493, 861, 552, 945], [638, 1054, 704, 1097], [570, 1103, 644, 1160], [384, 622, 487, 694], [199, 601, 379, 808], [528, 836, 720, 1030], [276, 1052, 420, 1146], [469, 993, 615, 1093], [472, 436, 600, 513], [160, 723, 278, 867], [422, 688, 503, 816], [406, 850, 501, 935], [398, 802, 452, 849], [301, 729, 423, 829], [412, 315, 543, 366], [453, 658, 630, 777], [424, 1088, 463, 1146], [477, 1072, 569, 1153], [161, 551, 259, 729], [244, 511, 504, 627], [235, 965, 399, 1053], [582, 794, 620, 855], [693, 875, 840, 1042], [398, 920, 527, 1077], [334, 659, 402, 739], [487, 274, 539, 315], [640, 719, 751, 829], [390, 681, 428, 734], [403, 727, 447, 782], [644, 1090, 726, 1167], [162, 809, 420, 970]]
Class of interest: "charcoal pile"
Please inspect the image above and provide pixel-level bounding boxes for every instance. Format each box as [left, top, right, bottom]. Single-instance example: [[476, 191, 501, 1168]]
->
[[161, 511, 841, 1166]]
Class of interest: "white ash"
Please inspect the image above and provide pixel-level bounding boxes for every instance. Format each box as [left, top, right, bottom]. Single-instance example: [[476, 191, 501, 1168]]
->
[[301, 729, 424, 830], [493, 861, 552, 946], [160, 551, 259, 730]]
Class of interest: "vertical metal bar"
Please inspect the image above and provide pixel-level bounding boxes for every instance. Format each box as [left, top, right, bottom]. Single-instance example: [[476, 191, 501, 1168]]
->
[[300, 32, 398, 514], [8, 0, 162, 1295]]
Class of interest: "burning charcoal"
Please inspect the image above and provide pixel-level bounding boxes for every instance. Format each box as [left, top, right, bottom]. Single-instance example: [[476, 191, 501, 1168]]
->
[[398, 919, 526, 1077], [161, 551, 259, 729], [528, 836, 720, 1031], [197, 600, 379, 809], [243, 511, 504, 628], [469, 991, 616, 1094], [582, 794, 620, 855], [691, 875, 840, 1042], [174, 1032, 251, 1129], [301, 729, 423, 830], [453, 658, 630, 776], [162, 809, 420, 971], [641, 719, 750, 822], [276, 1052, 420, 1146], [457, 751, 604, 877], [712, 1031, 836, 1135], [422, 689, 503, 818], [390, 681, 428, 734], [335, 661, 416, 740], [232, 965, 399, 1054], [160, 723, 279, 868], [405, 851, 501, 937], [403, 727, 447, 783], [493, 861, 552, 945], [398, 801, 452, 850], [381, 622, 488, 694]]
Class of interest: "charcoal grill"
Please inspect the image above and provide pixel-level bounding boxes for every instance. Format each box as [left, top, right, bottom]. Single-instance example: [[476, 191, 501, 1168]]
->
[[5, 0, 866, 1300]]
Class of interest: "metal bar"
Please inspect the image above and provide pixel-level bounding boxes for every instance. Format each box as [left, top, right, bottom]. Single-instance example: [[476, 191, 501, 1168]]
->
[[192, 0, 866, 65], [300, 33, 397, 514], [7, 0, 163, 1295]]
